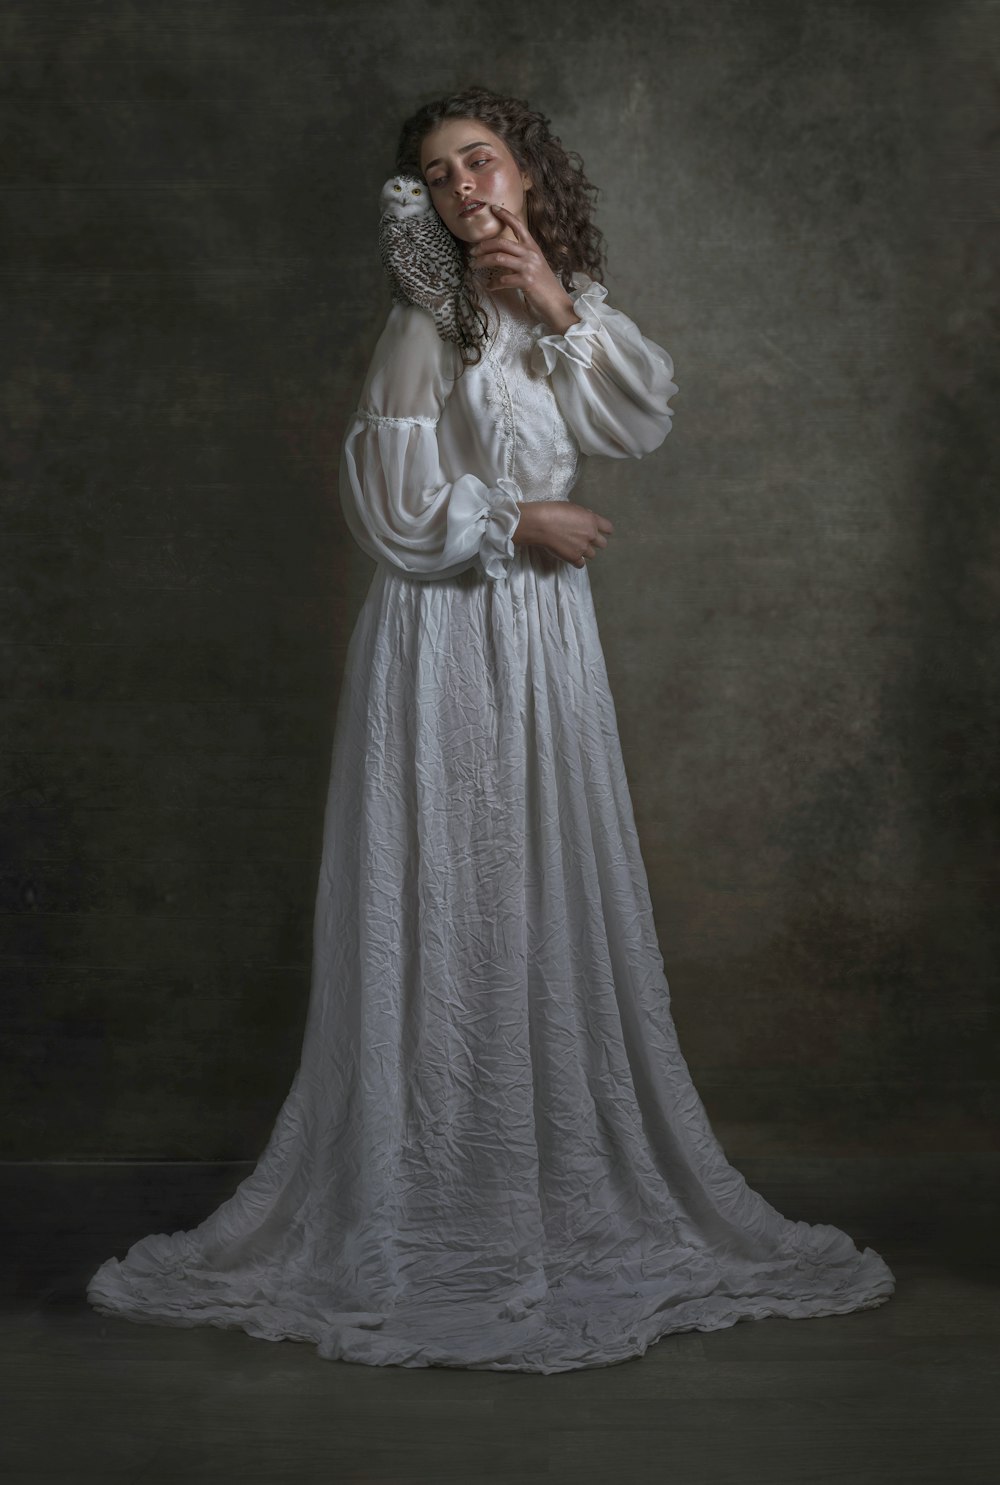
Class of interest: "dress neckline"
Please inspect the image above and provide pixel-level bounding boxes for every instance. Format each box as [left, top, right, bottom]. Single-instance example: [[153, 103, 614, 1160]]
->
[[483, 284, 527, 312], [482, 273, 584, 323], [481, 288, 531, 363]]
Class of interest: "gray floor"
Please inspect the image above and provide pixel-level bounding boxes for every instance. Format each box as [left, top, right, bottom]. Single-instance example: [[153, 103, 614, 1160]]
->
[[2, 1155, 997, 1484]]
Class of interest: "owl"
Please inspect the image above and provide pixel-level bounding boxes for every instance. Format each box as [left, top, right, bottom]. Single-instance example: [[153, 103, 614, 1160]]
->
[[377, 174, 482, 346]]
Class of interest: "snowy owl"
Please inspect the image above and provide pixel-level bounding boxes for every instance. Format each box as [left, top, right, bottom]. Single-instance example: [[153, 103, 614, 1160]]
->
[[377, 174, 482, 346]]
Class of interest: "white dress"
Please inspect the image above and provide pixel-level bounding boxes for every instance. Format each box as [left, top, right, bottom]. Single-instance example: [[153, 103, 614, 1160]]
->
[[87, 274, 896, 1372]]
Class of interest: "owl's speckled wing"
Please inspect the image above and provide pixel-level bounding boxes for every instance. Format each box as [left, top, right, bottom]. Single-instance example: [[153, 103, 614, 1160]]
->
[[378, 212, 473, 343]]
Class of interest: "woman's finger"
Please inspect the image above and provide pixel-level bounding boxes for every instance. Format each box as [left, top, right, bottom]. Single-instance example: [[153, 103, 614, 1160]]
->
[[489, 203, 529, 241], [472, 242, 528, 270]]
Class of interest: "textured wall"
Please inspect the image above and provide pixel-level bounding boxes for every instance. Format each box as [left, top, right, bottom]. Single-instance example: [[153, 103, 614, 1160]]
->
[[3, 0, 996, 1158]]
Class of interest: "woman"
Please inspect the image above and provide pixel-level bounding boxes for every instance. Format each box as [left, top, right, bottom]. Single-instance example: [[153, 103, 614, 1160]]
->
[[87, 87, 895, 1373]]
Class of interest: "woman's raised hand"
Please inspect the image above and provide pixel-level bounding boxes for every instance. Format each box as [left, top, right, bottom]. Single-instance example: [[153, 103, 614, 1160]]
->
[[469, 205, 579, 335], [513, 501, 614, 569]]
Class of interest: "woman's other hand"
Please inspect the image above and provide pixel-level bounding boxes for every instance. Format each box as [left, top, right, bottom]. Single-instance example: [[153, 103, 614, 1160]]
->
[[513, 501, 614, 568]]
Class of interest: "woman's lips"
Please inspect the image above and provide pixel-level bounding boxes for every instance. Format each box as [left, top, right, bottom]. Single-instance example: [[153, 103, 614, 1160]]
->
[[459, 201, 486, 217]]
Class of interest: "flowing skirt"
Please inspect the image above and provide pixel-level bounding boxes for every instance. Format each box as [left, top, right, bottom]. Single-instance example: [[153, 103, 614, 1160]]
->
[[87, 546, 895, 1372]]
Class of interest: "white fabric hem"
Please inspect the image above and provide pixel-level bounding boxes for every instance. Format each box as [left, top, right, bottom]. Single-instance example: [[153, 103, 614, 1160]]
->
[[529, 279, 610, 376]]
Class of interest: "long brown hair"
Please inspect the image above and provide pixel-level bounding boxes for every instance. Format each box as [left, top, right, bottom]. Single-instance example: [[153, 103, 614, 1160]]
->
[[395, 85, 608, 368]]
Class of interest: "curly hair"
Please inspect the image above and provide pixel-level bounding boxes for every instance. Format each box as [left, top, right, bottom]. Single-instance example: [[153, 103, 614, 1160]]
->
[[394, 85, 608, 368]]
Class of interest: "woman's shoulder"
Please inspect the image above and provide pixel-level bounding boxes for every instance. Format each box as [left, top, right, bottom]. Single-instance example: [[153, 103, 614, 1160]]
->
[[381, 295, 443, 340], [373, 297, 464, 372]]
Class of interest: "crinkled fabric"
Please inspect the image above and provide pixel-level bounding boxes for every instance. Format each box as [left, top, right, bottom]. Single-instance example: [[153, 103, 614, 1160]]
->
[[88, 279, 894, 1372]]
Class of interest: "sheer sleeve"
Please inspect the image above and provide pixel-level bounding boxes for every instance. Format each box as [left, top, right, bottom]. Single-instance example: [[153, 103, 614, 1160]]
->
[[339, 300, 524, 582], [528, 278, 678, 460]]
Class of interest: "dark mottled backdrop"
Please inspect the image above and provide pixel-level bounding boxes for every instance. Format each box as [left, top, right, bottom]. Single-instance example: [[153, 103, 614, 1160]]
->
[[3, 0, 996, 1160]]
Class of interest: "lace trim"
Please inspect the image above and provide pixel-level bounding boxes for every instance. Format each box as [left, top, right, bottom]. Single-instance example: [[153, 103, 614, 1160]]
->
[[482, 300, 517, 479], [480, 291, 581, 501], [359, 411, 438, 428]]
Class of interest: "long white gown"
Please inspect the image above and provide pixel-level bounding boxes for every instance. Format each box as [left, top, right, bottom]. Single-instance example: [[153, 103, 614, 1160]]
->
[[87, 273, 896, 1372]]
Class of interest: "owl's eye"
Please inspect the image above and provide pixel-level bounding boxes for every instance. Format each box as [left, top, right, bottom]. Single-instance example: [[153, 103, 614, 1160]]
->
[[411, 187, 423, 196], [393, 184, 401, 192]]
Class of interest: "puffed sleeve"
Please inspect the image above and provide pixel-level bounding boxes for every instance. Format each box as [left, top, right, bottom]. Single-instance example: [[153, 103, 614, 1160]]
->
[[528, 276, 678, 459], [339, 300, 524, 582]]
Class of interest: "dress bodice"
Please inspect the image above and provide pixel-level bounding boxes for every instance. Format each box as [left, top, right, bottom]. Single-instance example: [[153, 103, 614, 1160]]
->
[[480, 289, 582, 504], [339, 273, 677, 583]]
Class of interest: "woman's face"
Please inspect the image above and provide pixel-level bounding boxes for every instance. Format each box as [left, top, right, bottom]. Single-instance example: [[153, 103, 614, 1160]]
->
[[419, 119, 531, 247]]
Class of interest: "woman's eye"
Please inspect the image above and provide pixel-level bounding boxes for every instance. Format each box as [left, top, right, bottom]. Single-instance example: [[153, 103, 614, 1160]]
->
[[428, 156, 491, 188]]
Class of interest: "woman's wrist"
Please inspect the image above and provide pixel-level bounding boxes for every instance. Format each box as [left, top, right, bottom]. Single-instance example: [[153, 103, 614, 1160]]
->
[[523, 290, 581, 338], [544, 300, 582, 336], [512, 500, 548, 547]]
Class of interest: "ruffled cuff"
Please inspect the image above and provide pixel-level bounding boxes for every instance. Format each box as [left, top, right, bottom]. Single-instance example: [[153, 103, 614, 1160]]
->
[[478, 476, 523, 582], [529, 279, 610, 376]]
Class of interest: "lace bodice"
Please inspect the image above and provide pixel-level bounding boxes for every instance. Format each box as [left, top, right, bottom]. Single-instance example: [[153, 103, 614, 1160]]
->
[[480, 290, 582, 504]]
